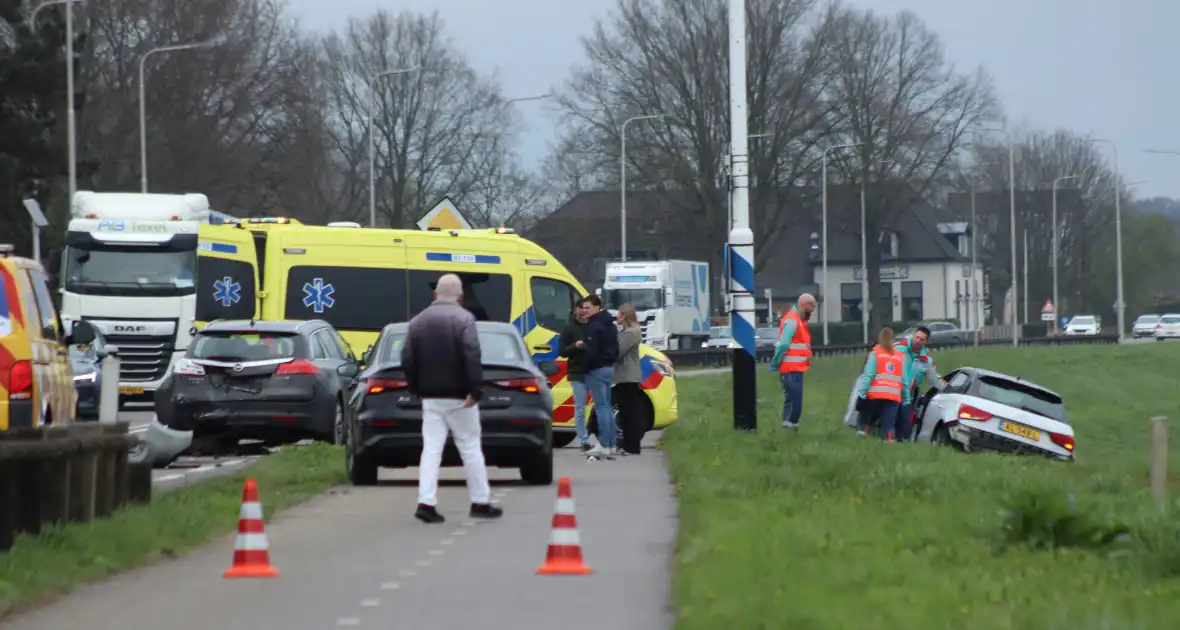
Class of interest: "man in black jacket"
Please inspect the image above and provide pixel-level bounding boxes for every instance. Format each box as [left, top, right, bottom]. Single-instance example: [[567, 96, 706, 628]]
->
[[580, 295, 619, 458], [402, 273, 502, 524], [558, 301, 592, 452]]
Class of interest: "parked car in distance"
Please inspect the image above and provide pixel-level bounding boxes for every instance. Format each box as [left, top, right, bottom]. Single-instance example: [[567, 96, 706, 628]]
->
[[1064, 315, 1100, 336], [898, 321, 964, 346], [1153, 313, 1180, 340], [155, 319, 360, 455], [913, 367, 1074, 461], [65, 319, 117, 421], [1132, 314, 1161, 338], [704, 325, 736, 349], [755, 327, 779, 349], [347, 321, 556, 486]]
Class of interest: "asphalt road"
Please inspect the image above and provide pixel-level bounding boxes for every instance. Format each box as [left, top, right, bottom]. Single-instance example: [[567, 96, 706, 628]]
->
[[120, 411, 262, 490], [1, 433, 677, 630]]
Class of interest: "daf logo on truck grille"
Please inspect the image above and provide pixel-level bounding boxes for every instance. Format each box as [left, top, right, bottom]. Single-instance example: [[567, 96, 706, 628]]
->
[[114, 324, 147, 333]]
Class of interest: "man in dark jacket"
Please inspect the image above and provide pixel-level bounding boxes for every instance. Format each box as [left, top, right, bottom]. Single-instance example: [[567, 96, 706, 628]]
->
[[558, 301, 592, 452], [402, 273, 502, 524], [580, 295, 619, 458]]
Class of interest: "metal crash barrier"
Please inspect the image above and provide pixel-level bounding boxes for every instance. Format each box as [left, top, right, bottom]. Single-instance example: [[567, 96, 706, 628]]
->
[[0, 423, 151, 551]]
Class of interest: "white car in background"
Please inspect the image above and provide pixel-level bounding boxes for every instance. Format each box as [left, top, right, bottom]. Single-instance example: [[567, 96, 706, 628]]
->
[[1064, 315, 1100, 336], [1154, 313, 1180, 340], [1133, 314, 1161, 338], [703, 325, 737, 349], [913, 367, 1075, 461]]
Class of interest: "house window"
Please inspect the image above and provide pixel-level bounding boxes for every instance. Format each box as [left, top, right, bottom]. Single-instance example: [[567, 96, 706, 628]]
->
[[879, 231, 899, 259], [901, 281, 923, 322], [875, 282, 893, 322], [840, 283, 862, 323]]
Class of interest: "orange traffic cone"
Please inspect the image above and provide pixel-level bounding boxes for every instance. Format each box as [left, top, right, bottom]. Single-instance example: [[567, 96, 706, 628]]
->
[[536, 476, 592, 575], [224, 478, 279, 578]]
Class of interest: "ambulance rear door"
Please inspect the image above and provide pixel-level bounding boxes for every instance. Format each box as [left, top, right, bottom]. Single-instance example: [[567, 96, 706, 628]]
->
[[195, 225, 260, 327]]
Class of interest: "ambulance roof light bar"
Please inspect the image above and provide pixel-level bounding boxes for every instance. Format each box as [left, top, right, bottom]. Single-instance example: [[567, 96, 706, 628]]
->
[[245, 217, 291, 224]]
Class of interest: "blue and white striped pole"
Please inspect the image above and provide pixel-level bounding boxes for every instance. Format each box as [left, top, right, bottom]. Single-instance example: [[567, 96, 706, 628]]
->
[[728, 0, 757, 431]]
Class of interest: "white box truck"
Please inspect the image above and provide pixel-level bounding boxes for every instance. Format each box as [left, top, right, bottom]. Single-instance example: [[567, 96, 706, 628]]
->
[[601, 260, 710, 351], [52, 191, 236, 409]]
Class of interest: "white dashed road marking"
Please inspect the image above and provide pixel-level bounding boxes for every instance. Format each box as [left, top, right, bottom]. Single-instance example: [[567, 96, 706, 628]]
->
[[414, 560, 431, 567], [380, 582, 400, 591], [336, 618, 359, 627], [398, 569, 417, 577], [428, 549, 444, 556], [360, 599, 380, 608]]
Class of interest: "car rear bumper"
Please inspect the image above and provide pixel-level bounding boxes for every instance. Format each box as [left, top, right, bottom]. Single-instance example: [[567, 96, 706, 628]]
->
[[951, 422, 1073, 461], [168, 396, 333, 441], [0, 400, 35, 430], [355, 408, 551, 467]]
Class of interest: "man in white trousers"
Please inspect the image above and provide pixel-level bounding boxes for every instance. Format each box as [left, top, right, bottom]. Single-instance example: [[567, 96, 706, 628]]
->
[[401, 273, 503, 524]]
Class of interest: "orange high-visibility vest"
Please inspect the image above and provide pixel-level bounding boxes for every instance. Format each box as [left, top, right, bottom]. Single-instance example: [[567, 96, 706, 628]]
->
[[777, 310, 812, 373], [866, 345, 904, 402]]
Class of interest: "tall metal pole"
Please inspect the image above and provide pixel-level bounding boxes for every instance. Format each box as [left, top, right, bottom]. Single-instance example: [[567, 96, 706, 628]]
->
[[1051, 174, 1079, 334], [1089, 138, 1125, 342], [367, 67, 419, 228], [31, 0, 80, 199], [620, 114, 667, 261], [860, 180, 868, 344], [727, 0, 756, 431], [819, 142, 861, 346], [970, 183, 979, 346], [977, 127, 1019, 346], [139, 37, 225, 193], [1022, 228, 1029, 324]]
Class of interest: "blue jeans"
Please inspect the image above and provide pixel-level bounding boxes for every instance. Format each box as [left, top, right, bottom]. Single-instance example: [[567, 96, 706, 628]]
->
[[780, 372, 804, 426], [585, 367, 616, 448], [570, 379, 590, 446], [897, 404, 914, 441], [878, 401, 900, 441]]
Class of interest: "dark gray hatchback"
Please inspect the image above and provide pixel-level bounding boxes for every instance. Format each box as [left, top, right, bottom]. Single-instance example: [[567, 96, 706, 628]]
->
[[347, 321, 556, 486]]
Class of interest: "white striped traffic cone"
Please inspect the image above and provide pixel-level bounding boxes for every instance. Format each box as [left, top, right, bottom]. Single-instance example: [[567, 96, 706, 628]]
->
[[536, 476, 592, 575], [224, 478, 278, 578]]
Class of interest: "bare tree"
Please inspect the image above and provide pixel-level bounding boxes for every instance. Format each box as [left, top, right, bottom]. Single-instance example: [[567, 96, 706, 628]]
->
[[823, 5, 997, 330], [319, 10, 509, 228]]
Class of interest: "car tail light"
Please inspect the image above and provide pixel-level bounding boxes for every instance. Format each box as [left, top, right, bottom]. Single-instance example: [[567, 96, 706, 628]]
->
[[174, 359, 205, 376], [1049, 431, 1075, 452], [492, 377, 541, 393], [957, 403, 992, 422], [275, 359, 318, 375], [370, 419, 400, 427], [6, 360, 32, 401], [1157, 324, 1162, 329], [367, 378, 408, 394]]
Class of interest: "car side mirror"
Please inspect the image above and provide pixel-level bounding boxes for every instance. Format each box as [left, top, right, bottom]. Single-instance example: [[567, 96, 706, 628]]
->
[[537, 360, 561, 377], [337, 361, 360, 379]]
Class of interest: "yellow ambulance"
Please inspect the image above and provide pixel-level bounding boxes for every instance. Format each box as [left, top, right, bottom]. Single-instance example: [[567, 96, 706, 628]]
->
[[1, 244, 77, 431], [193, 219, 678, 444]]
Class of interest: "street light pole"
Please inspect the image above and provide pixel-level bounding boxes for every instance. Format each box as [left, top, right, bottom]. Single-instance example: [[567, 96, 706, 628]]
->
[[859, 180, 868, 344], [1051, 174, 1079, 334], [497, 95, 551, 222], [31, 0, 81, 200], [976, 127, 1018, 346], [139, 36, 226, 193], [367, 67, 419, 228], [820, 142, 862, 346], [1022, 228, 1028, 324], [970, 181, 979, 346], [620, 114, 668, 261], [727, 0, 756, 431], [1088, 138, 1125, 342]]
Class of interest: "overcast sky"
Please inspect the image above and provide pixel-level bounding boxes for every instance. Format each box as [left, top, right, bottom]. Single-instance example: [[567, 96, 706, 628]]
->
[[287, 0, 1179, 199]]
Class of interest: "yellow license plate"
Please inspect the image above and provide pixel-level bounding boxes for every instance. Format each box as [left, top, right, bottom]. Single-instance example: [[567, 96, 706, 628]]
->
[[999, 421, 1041, 441], [119, 386, 145, 395]]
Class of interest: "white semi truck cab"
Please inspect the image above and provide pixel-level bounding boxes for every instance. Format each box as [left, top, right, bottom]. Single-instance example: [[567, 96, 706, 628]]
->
[[53, 191, 233, 409], [602, 260, 710, 351]]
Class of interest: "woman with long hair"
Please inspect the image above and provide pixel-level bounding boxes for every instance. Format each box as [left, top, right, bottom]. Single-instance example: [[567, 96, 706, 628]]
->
[[853, 327, 905, 442], [613, 303, 645, 455]]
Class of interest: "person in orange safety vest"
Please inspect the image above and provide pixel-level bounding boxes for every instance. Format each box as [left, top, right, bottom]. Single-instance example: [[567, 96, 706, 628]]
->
[[769, 293, 816, 429], [853, 327, 905, 442]]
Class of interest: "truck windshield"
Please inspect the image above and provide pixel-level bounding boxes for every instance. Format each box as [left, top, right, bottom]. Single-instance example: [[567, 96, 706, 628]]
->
[[605, 288, 663, 311], [64, 244, 197, 297]]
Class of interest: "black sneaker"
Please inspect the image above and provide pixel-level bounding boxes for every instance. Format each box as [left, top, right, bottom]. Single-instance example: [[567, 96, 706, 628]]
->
[[414, 503, 445, 524], [580, 443, 593, 453], [469, 503, 504, 519]]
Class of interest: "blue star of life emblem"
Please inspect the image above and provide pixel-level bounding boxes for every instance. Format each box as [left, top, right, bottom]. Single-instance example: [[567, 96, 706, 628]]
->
[[302, 278, 336, 314], [212, 276, 241, 307], [885, 362, 896, 373]]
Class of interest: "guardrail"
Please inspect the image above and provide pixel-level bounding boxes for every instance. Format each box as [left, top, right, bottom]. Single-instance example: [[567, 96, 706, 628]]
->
[[0, 423, 152, 551], [664, 334, 1121, 368]]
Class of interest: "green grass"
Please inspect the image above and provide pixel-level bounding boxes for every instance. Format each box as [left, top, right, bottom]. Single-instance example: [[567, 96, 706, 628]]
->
[[667, 344, 1180, 630], [0, 443, 346, 618]]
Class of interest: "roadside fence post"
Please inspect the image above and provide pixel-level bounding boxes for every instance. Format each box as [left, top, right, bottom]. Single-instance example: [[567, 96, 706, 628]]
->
[[1150, 416, 1168, 514]]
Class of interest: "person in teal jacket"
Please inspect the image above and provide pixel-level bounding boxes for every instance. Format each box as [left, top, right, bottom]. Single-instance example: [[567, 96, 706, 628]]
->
[[893, 326, 946, 441]]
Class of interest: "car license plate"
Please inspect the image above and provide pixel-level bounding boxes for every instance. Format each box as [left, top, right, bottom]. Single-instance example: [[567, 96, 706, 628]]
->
[[230, 385, 261, 394], [119, 386, 145, 395], [999, 421, 1041, 441]]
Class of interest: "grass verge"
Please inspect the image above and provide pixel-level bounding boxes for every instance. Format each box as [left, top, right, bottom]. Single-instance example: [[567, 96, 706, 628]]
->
[[667, 343, 1180, 630], [0, 443, 345, 618]]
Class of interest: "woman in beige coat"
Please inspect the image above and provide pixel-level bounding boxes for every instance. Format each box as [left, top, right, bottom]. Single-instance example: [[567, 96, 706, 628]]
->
[[613, 303, 644, 455]]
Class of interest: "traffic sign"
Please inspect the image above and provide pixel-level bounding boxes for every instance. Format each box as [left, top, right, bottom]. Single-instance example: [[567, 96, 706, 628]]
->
[[1040, 299, 1055, 322], [416, 195, 472, 231]]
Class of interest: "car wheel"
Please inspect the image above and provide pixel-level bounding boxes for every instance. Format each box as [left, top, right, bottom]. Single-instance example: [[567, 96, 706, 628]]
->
[[520, 451, 554, 486], [933, 423, 954, 447], [346, 440, 378, 486], [330, 399, 346, 446], [551, 432, 577, 448]]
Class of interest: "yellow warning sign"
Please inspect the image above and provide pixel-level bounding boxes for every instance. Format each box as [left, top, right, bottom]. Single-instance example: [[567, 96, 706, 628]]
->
[[416, 196, 472, 230]]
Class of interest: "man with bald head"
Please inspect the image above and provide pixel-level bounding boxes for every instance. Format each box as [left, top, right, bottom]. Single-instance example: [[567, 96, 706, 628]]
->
[[770, 293, 816, 429], [402, 273, 502, 524]]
